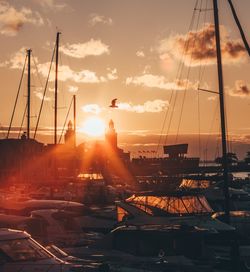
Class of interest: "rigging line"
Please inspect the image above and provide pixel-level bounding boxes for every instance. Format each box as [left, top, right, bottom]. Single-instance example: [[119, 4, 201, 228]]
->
[[7, 55, 27, 139], [59, 49, 66, 108], [198, 0, 213, 93], [164, 89, 178, 145], [224, 94, 230, 153], [198, 0, 209, 82], [31, 53, 44, 90], [199, 0, 213, 94], [175, 0, 202, 144], [34, 44, 56, 139], [197, 0, 202, 158], [18, 103, 28, 139], [227, 0, 250, 57], [197, 0, 209, 158], [176, 0, 200, 80], [197, 88, 201, 157], [205, 99, 219, 153], [59, 97, 73, 144], [156, 90, 174, 155], [215, 136, 221, 165], [163, 0, 199, 145], [174, 69, 190, 144]]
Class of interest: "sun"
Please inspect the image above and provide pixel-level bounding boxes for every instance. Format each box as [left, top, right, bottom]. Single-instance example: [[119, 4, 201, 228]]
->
[[80, 117, 106, 137]]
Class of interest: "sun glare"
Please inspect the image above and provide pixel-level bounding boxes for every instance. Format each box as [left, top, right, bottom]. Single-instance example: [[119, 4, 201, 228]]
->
[[80, 117, 105, 137]]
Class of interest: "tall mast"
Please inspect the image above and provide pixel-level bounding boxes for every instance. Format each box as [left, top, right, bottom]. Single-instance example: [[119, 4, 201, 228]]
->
[[73, 94, 76, 147], [27, 49, 32, 139], [213, 0, 230, 224], [54, 32, 61, 145]]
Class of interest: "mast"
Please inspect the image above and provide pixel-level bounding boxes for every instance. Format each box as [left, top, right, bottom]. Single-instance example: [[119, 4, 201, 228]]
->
[[73, 94, 76, 147], [54, 32, 61, 145], [213, 0, 230, 224], [27, 49, 32, 139]]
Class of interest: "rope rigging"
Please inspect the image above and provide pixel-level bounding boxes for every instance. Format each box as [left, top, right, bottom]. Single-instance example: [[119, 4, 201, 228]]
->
[[175, 0, 208, 145], [156, 0, 200, 154], [18, 103, 27, 139], [59, 96, 74, 144], [157, 0, 237, 163], [7, 54, 27, 139], [162, 0, 210, 148], [33, 44, 56, 139]]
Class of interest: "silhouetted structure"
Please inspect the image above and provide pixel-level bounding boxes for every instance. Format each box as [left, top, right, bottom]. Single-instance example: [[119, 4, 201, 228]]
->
[[105, 120, 117, 150], [131, 144, 200, 176], [163, 144, 188, 159], [64, 120, 75, 148]]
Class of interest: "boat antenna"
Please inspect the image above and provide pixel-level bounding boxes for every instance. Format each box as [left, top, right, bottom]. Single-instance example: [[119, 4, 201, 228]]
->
[[213, 0, 230, 224], [27, 49, 32, 139], [7, 54, 27, 139], [54, 31, 61, 145]]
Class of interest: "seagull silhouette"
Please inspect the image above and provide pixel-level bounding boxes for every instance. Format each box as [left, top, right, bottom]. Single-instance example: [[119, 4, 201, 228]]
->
[[109, 98, 118, 108]]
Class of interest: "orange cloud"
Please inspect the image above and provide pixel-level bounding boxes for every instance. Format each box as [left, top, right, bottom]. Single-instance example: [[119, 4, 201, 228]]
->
[[126, 73, 197, 90], [229, 80, 250, 98], [61, 39, 110, 59], [0, 2, 43, 36], [89, 13, 113, 26], [117, 99, 169, 113], [37, 63, 117, 84], [81, 104, 102, 115], [158, 24, 247, 66], [1, 49, 117, 84]]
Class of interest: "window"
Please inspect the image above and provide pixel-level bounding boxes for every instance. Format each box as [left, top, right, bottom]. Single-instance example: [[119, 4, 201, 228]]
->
[[0, 238, 52, 262]]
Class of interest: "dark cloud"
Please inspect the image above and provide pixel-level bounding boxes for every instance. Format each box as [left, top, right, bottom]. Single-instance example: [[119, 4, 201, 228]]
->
[[229, 80, 250, 98], [0, 2, 44, 36], [159, 24, 247, 66], [224, 41, 246, 59]]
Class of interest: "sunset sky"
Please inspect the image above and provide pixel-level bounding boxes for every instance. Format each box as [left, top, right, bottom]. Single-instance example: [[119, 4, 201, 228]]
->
[[0, 0, 250, 159]]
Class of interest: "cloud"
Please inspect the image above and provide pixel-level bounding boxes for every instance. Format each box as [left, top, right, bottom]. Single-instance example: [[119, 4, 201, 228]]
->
[[0, 47, 26, 68], [38, 63, 116, 84], [35, 0, 67, 10], [89, 13, 113, 26], [107, 68, 118, 80], [68, 85, 78, 93], [0, 2, 44, 36], [158, 23, 246, 66], [0, 47, 40, 69], [81, 100, 168, 115], [229, 80, 250, 98], [1, 48, 117, 84], [82, 104, 102, 115], [53, 65, 105, 83], [117, 99, 168, 113], [136, 51, 145, 58], [61, 39, 110, 59], [34, 90, 51, 101], [126, 73, 197, 90], [208, 96, 217, 101], [48, 87, 55, 93]]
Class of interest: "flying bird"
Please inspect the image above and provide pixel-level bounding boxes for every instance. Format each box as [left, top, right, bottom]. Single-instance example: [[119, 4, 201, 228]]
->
[[109, 98, 118, 108]]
